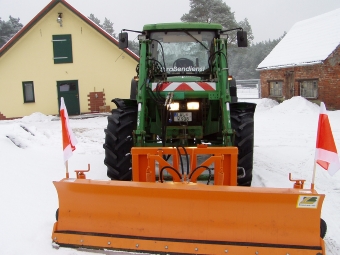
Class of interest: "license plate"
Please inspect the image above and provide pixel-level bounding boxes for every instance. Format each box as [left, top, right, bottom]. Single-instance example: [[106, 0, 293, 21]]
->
[[174, 112, 192, 122]]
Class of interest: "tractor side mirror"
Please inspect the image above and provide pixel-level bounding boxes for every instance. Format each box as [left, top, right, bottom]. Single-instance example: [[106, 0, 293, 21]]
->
[[118, 32, 128, 49], [237, 30, 247, 47]]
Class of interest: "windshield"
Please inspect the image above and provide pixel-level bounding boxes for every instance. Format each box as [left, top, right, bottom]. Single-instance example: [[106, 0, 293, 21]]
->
[[149, 31, 215, 75]]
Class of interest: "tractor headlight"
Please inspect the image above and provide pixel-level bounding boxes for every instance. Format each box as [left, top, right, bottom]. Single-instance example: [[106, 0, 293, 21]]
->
[[169, 102, 179, 111], [187, 102, 199, 110]]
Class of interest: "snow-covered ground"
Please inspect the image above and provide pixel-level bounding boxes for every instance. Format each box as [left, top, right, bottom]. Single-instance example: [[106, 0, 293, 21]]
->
[[0, 96, 339, 254]]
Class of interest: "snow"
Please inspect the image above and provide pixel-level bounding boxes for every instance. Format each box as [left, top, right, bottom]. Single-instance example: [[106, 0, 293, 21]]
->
[[257, 8, 340, 70], [0, 96, 340, 254]]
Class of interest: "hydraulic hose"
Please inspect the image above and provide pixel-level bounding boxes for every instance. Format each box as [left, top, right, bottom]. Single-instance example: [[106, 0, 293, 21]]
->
[[180, 146, 190, 175], [175, 146, 185, 175], [160, 165, 182, 183], [189, 165, 212, 185]]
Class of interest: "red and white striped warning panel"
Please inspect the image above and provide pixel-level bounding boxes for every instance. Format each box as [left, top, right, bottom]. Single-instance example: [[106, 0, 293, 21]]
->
[[152, 82, 216, 91]]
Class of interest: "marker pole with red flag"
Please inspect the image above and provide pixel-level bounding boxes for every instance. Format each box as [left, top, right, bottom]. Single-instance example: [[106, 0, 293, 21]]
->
[[312, 102, 340, 189], [60, 97, 78, 178]]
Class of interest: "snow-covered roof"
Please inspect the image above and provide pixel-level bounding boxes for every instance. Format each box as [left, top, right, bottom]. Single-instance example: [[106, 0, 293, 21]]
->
[[257, 8, 340, 70]]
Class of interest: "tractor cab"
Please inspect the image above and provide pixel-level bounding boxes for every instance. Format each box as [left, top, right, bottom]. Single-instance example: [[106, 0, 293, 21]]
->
[[148, 30, 214, 76], [119, 23, 247, 80]]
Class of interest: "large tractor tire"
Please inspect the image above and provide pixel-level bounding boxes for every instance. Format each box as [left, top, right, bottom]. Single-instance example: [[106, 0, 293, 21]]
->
[[103, 99, 137, 180], [230, 102, 256, 186]]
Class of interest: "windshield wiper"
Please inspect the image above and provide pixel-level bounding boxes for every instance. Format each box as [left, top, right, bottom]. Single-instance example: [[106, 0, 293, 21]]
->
[[184, 30, 209, 51]]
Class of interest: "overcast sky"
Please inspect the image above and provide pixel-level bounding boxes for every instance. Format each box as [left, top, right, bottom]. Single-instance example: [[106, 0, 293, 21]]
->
[[1, 0, 340, 43]]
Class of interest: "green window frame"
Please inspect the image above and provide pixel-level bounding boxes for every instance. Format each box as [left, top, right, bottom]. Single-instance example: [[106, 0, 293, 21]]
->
[[52, 34, 73, 64], [22, 81, 35, 103], [300, 80, 318, 99], [269, 81, 283, 97]]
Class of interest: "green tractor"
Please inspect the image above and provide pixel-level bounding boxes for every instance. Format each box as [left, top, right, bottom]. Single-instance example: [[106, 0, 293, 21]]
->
[[103, 22, 256, 186]]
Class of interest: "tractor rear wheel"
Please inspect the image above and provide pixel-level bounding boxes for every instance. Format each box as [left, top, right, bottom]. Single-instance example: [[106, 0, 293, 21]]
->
[[103, 99, 137, 180], [230, 103, 256, 186]]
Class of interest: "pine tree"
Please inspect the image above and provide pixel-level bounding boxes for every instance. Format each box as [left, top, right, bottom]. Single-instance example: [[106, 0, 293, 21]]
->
[[88, 14, 101, 27], [88, 14, 139, 55], [0, 16, 23, 48], [181, 0, 253, 45], [102, 18, 115, 38], [88, 14, 116, 38], [127, 40, 139, 56], [180, 0, 286, 79], [229, 32, 286, 79]]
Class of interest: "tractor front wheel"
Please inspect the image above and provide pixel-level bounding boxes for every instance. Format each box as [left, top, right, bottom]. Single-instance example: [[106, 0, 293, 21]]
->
[[103, 99, 137, 180], [230, 102, 256, 186]]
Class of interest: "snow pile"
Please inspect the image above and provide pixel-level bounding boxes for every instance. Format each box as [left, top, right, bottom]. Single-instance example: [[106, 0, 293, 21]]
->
[[269, 96, 320, 114], [253, 98, 279, 111], [21, 112, 55, 123]]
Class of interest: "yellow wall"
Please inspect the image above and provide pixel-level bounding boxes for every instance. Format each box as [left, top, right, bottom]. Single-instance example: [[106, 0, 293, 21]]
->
[[0, 3, 138, 118]]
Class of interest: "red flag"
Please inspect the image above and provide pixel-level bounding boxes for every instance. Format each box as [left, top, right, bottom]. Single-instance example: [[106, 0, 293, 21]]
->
[[315, 102, 340, 176], [60, 97, 78, 163]]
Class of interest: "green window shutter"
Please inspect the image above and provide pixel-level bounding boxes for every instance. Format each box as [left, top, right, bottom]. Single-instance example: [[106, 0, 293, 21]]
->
[[52, 34, 73, 64]]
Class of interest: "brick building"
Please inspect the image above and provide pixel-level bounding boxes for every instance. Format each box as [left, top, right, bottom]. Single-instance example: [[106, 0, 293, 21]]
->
[[257, 8, 340, 109]]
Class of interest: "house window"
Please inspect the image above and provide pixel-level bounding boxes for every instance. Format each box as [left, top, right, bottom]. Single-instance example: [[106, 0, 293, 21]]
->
[[269, 81, 283, 97], [52, 34, 73, 64], [300, 80, 318, 98], [22, 81, 35, 103]]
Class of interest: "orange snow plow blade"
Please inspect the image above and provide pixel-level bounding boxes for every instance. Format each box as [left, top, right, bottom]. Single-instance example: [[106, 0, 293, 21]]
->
[[52, 147, 326, 254]]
